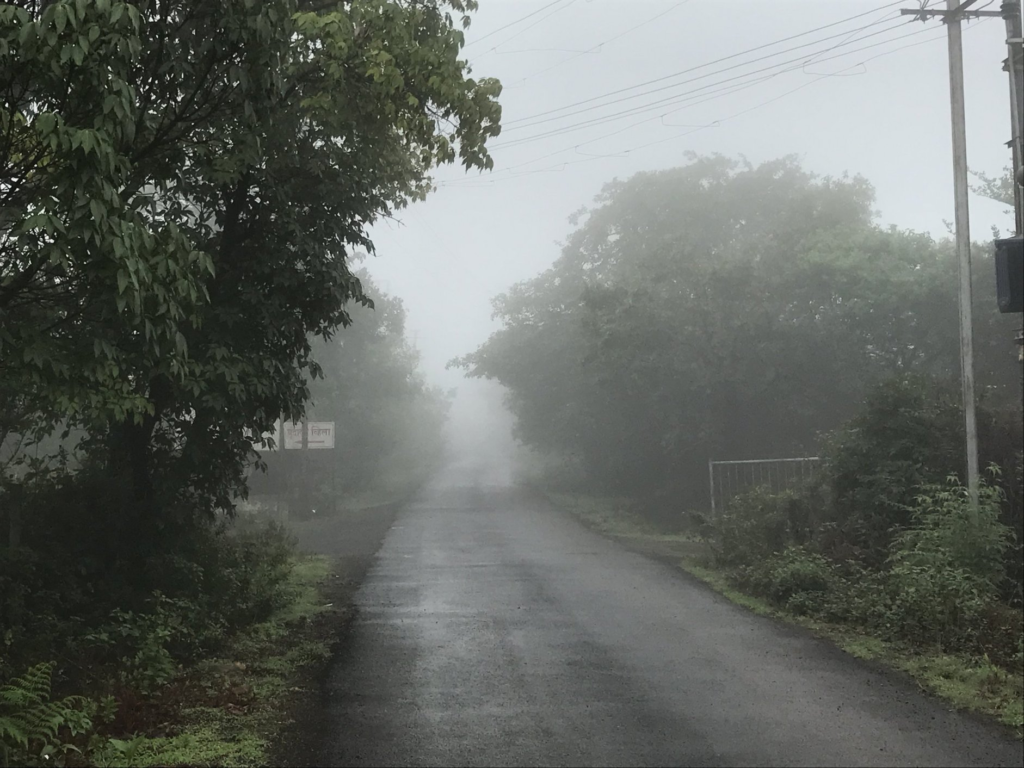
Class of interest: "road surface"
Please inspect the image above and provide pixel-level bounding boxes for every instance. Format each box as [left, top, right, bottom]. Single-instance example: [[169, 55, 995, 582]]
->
[[287, 458, 1022, 767]]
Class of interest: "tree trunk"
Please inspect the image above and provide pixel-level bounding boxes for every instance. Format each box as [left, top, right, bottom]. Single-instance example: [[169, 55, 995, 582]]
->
[[8, 502, 19, 552], [107, 417, 159, 553]]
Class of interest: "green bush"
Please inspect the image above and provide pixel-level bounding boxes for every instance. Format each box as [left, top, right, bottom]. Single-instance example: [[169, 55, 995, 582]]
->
[[740, 547, 836, 616], [821, 374, 965, 563], [879, 477, 1013, 652], [889, 477, 1011, 592], [0, 548, 87, 681], [714, 473, 1022, 661], [710, 488, 818, 568], [84, 593, 208, 697], [207, 519, 297, 630], [821, 564, 889, 626], [822, 478, 1017, 655], [883, 558, 990, 651], [141, 517, 296, 644]]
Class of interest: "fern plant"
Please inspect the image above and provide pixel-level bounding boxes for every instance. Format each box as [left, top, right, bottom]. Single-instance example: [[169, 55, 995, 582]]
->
[[0, 662, 92, 767]]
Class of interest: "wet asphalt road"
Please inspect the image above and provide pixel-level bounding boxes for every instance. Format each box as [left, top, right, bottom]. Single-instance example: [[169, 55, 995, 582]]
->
[[306, 460, 1022, 767]]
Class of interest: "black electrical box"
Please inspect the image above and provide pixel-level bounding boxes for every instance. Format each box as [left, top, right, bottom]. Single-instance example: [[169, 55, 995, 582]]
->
[[994, 236, 1023, 314]]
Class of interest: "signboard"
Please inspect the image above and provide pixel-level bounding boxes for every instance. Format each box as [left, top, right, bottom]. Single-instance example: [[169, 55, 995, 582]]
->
[[283, 421, 304, 450], [307, 421, 335, 449]]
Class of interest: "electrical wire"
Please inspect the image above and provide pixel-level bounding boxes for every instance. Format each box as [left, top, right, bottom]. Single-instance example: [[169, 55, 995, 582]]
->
[[500, 15, 910, 136], [503, 0, 695, 89], [440, 18, 987, 189], [501, 0, 907, 127], [486, 24, 935, 165], [492, 19, 924, 150], [469, 0, 582, 63], [800, 8, 901, 69], [463, 0, 569, 49]]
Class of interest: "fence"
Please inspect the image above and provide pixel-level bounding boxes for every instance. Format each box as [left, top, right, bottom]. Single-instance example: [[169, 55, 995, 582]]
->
[[708, 456, 821, 516]]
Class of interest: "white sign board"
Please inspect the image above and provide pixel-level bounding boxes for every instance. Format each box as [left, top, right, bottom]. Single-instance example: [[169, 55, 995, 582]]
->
[[307, 421, 335, 449], [283, 421, 304, 450]]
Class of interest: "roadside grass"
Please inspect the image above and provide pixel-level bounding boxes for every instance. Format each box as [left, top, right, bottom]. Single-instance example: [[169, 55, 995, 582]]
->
[[129, 555, 332, 767], [544, 491, 704, 551], [542, 489, 1024, 737]]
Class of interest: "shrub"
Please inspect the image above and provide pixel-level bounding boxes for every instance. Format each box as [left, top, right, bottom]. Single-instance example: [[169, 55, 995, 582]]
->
[[0, 548, 87, 681], [84, 593, 203, 697], [879, 477, 1014, 652], [883, 557, 991, 651], [740, 546, 835, 616], [821, 374, 964, 563], [3, 514, 296, 704], [821, 564, 890, 626], [889, 476, 1011, 592], [207, 519, 297, 630], [710, 488, 818, 568], [127, 517, 296, 647]]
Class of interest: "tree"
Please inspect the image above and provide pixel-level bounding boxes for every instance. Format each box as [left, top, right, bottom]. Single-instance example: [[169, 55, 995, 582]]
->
[[251, 268, 450, 513], [1, 1, 500, 547], [970, 164, 1015, 209], [457, 155, 1017, 509]]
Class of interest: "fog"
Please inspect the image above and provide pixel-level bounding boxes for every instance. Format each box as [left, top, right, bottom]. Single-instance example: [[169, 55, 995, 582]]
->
[[440, 378, 520, 486], [2, 6, 1022, 755], [363, 0, 1017, 453]]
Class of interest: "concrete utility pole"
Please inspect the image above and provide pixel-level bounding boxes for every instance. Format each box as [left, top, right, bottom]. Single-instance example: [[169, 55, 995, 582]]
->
[[946, 0, 980, 511], [900, 0, 1003, 510], [1004, 2, 1024, 376], [1005, 1, 1023, 235]]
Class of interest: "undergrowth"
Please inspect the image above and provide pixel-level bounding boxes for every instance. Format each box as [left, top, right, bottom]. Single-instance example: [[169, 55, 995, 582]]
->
[[0, 514, 332, 768]]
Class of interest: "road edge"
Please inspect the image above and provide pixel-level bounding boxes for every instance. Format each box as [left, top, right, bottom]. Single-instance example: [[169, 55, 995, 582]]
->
[[527, 484, 1024, 740]]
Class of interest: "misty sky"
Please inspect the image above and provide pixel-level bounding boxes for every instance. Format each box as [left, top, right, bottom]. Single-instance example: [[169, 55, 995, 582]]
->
[[363, 0, 1019, 395]]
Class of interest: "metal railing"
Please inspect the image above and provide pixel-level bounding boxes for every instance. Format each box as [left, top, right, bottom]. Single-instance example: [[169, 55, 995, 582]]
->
[[708, 456, 821, 516]]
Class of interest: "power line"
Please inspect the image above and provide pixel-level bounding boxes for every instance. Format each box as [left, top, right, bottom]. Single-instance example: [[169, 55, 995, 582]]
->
[[442, 24, 970, 188], [504, 0, 695, 88], [469, 0, 581, 62], [493, 19, 924, 150], [488, 23, 934, 161], [500, 15, 909, 136], [463, 0, 569, 49], [800, 8, 902, 68], [502, 0, 907, 127], [441, 19, 984, 188]]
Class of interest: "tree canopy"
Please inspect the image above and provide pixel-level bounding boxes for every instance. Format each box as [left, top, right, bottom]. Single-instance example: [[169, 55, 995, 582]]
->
[[456, 154, 1019, 506], [1, 0, 500, 540]]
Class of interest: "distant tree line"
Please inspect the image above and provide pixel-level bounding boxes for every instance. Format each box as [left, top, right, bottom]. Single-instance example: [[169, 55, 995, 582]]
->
[[459, 155, 1023, 671], [457, 154, 1021, 512]]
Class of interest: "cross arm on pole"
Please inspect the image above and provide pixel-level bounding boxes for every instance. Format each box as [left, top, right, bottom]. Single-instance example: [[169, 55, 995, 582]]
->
[[900, 1, 1004, 20]]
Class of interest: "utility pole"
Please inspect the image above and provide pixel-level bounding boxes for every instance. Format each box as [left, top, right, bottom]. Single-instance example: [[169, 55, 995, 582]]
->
[[899, 0, 1005, 510], [1004, 2, 1024, 380], [1005, 1, 1023, 236], [946, 0, 981, 511]]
